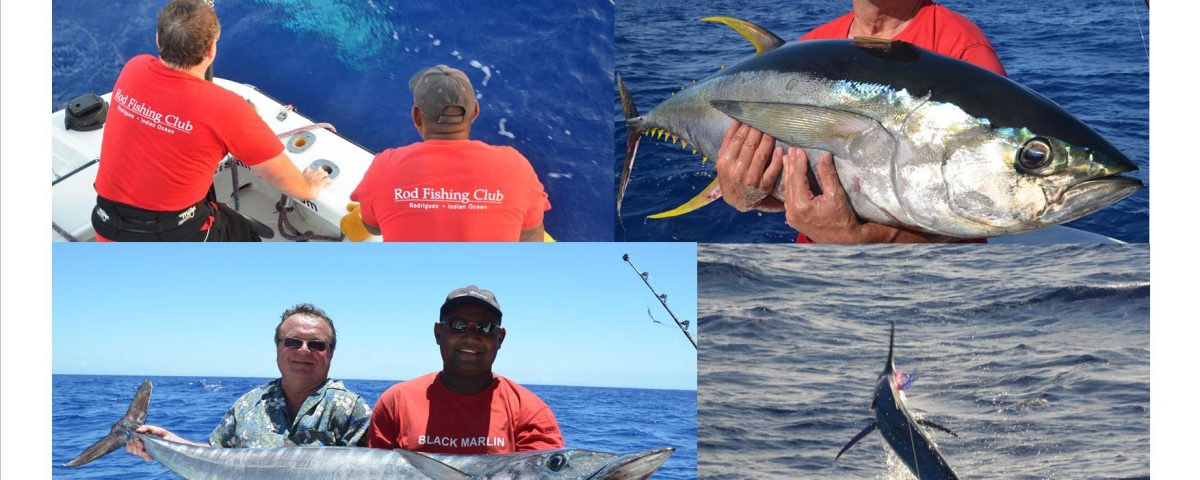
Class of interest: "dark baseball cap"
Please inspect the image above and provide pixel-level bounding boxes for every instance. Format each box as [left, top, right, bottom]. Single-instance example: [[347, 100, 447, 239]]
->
[[440, 285, 502, 321], [409, 65, 477, 128]]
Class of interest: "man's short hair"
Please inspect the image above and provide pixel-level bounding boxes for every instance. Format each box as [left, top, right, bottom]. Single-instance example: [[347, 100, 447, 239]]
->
[[157, 0, 220, 68], [275, 303, 337, 351]]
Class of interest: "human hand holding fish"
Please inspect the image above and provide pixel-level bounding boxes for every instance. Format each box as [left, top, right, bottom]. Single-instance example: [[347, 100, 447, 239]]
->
[[715, 120, 784, 212], [125, 424, 203, 462]]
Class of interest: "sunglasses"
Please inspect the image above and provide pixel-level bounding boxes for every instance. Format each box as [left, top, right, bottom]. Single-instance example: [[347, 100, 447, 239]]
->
[[280, 337, 330, 352], [440, 318, 499, 336]]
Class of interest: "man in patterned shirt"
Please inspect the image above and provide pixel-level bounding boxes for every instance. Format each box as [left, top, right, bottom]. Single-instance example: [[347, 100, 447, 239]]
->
[[125, 304, 370, 458]]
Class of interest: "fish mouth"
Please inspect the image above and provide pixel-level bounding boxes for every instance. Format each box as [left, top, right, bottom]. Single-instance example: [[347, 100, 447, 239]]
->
[[587, 447, 675, 479], [1041, 176, 1142, 225]]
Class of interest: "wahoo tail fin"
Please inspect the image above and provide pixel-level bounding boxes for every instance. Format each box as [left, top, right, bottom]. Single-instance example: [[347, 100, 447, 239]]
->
[[617, 72, 644, 220], [64, 379, 152, 467]]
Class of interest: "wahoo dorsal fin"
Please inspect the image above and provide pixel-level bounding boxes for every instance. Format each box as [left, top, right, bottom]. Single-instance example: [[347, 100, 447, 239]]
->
[[699, 16, 785, 54], [647, 178, 722, 219], [835, 423, 877, 460]]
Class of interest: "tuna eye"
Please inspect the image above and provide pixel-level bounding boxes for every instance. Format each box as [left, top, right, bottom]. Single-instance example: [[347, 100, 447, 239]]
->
[[1017, 137, 1053, 171], [547, 453, 568, 472]]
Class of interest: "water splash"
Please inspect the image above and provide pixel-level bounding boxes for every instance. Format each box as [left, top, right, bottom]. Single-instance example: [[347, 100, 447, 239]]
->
[[254, 0, 396, 71]]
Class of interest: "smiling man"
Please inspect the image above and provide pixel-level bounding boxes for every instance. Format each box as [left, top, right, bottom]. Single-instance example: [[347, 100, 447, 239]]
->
[[366, 285, 564, 453], [124, 304, 371, 459]]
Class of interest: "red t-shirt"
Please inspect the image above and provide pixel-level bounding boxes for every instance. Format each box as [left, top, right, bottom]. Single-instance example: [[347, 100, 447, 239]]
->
[[350, 139, 551, 241], [366, 372, 564, 454], [796, 1, 1002, 243], [94, 55, 283, 211], [802, 1, 1006, 76]]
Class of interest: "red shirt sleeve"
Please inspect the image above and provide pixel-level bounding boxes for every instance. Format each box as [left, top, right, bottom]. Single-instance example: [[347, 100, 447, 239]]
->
[[959, 43, 1007, 76], [213, 89, 283, 166], [508, 148, 550, 229], [366, 388, 400, 449], [351, 154, 381, 227], [513, 404, 565, 451]]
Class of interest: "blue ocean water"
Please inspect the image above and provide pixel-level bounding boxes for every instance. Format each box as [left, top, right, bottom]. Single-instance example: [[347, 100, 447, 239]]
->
[[615, 0, 1150, 243], [52, 375, 696, 479], [52, 0, 615, 241], [697, 244, 1149, 479]]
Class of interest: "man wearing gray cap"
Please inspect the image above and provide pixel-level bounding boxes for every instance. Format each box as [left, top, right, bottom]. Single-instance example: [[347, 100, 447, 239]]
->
[[366, 285, 564, 453], [346, 65, 551, 241]]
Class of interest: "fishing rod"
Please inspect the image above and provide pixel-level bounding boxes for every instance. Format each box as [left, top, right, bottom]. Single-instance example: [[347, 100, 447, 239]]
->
[[622, 254, 697, 349]]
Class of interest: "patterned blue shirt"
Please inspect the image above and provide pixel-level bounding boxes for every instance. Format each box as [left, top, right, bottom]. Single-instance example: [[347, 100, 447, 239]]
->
[[209, 378, 371, 448]]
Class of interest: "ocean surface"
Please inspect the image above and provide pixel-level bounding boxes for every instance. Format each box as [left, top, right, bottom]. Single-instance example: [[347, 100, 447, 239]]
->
[[615, 0, 1150, 243], [696, 244, 1149, 479], [52, 375, 696, 479], [52, 0, 615, 241]]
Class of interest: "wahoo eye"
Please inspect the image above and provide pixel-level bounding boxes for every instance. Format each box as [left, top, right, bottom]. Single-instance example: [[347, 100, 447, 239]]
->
[[547, 453, 568, 472], [1017, 137, 1053, 171]]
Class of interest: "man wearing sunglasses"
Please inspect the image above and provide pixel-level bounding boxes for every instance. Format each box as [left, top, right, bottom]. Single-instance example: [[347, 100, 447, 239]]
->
[[366, 285, 564, 453], [124, 304, 371, 459]]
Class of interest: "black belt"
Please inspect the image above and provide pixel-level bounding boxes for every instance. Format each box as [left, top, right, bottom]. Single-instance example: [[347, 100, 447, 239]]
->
[[92, 192, 214, 241]]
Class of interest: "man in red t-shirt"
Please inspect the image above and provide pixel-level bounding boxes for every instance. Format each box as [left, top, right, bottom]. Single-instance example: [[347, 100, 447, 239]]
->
[[345, 65, 550, 242], [715, 0, 1005, 243], [91, 0, 329, 241], [366, 285, 564, 453]]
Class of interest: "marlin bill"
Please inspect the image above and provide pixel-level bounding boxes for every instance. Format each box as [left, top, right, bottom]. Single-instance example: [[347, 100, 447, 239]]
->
[[64, 379, 674, 479], [617, 17, 1141, 237]]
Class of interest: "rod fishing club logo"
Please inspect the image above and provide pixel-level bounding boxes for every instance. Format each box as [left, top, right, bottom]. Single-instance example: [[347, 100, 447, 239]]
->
[[112, 88, 195, 135]]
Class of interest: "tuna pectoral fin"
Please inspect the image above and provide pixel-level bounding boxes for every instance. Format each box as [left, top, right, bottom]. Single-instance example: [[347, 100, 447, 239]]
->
[[699, 17, 785, 54], [917, 418, 960, 437], [710, 101, 887, 156], [393, 449, 472, 480], [65, 379, 153, 467], [647, 178, 722, 219], [836, 423, 877, 461], [618, 72, 643, 218]]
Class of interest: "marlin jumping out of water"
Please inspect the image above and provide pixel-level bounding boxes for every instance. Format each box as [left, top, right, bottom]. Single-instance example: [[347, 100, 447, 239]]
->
[[836, 321, 961, 480], [65, 379, 675, 479]]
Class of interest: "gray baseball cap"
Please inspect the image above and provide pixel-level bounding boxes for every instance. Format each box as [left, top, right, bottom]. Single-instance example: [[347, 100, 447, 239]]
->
[[440, 285, 502, 321], [409, 65, 477, 127]]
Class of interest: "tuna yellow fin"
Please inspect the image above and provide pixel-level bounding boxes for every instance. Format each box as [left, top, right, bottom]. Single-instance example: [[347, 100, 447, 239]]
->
[[699, 17, 785, 54], [648, 178, 722, 219]]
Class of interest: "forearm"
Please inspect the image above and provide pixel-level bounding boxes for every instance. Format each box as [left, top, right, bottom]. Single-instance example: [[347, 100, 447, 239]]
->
[[248, 152, 322, 200], [519, 223, 546, 242]]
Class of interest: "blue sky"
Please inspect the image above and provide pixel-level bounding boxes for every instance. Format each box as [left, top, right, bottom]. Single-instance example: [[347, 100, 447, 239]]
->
[[52, 242, 697, 390]]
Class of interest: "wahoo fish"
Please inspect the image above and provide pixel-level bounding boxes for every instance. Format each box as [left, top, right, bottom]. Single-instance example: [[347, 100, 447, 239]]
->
[[65, 379, 674, 479], [618, 17, 1141, 237], [836, 322, 960, 479]]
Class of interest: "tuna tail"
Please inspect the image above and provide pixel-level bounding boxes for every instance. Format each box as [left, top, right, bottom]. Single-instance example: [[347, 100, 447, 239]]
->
[[64, 379, 152, 467], [617, 72, 643, 221], [647, 179, 722, 219]]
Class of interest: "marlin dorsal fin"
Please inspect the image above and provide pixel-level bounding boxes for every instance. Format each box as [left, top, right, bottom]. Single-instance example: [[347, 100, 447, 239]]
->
[[699, 17, 785, 54]]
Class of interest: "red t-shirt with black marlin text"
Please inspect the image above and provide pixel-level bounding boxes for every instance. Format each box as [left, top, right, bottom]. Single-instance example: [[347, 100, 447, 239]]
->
[[366, 372, 564, 454], [796, 1, 1003, 243], [350, 139, 551, 241], [95, 55, 282, 211]]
